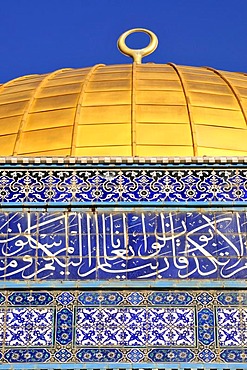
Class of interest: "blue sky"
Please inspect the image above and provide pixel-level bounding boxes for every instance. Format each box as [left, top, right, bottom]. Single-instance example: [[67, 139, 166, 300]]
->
[[0, 0, 247, 82]]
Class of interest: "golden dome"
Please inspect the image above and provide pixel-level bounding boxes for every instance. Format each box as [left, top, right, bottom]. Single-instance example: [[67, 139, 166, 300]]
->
[[0, 63, 247, 157]]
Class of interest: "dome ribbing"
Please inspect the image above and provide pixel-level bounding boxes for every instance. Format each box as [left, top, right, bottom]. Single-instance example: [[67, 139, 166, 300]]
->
[[0, 63, 247, 157]]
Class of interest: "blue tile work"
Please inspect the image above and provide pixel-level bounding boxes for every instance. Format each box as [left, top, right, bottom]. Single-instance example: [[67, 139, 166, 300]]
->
[[0, 167, 247, 203], [0, 210, 247, 281], [0, 289, 247, 364], [0, 163, 246, 367], [2, 307, 53, 346]]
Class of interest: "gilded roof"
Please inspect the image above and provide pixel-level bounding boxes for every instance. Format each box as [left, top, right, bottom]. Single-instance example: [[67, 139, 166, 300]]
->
[[0, 63, 247, 157]]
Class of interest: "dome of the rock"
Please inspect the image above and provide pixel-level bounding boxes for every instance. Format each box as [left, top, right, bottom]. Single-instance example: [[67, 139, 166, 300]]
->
[[1, 51, 247, 158], [1, 27, 247, 370]]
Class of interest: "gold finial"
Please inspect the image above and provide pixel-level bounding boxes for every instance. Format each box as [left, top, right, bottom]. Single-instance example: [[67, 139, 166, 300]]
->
[[117, 28, 158, 64]]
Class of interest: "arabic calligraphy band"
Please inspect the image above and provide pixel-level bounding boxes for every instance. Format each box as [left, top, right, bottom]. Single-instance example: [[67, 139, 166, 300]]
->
[[0, 210, 246, 280]]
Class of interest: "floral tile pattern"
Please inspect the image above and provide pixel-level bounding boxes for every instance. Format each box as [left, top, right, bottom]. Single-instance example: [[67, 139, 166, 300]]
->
[[217, 307, 247, 347], [0, 167, 246, 203], [0, 289, 247, 364], [76, 307, 195, 347], [3, 307, 53, 347]]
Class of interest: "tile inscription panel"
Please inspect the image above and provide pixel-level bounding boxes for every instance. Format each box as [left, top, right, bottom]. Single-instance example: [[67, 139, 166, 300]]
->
[[0, 210, 247, 280], [0, 290, 247, 364]]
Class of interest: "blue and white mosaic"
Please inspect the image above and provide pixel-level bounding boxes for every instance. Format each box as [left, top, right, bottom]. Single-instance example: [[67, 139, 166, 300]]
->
[[76, 306, 195, 347], [217, 307, 247, 347], [0, 289, 247, 364], [0, 210, 247, 280], [1, 307, 53, 346], [0, 162, 246, 366], [0, 167, 246, 203]]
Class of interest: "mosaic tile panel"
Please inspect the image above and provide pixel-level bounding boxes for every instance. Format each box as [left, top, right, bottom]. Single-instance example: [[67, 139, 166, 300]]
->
[[217, 307, 247, 347], [76, 306, 195, 347], [0, 289, 247, 364], [0, 167, 247, 203], [2, 307, 53, 346], [0, 210, 247, 281]]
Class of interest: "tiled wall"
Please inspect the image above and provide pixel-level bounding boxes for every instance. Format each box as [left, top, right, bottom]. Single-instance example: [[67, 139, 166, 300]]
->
[[0, 163, 247, 366], [0, 167, 246, 203], [1, 289, 247, 364], [0, 210, 246, 281]]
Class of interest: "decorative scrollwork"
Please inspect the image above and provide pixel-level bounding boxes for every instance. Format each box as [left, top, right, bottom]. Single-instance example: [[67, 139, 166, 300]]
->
[[0, 167, 246, 203]]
